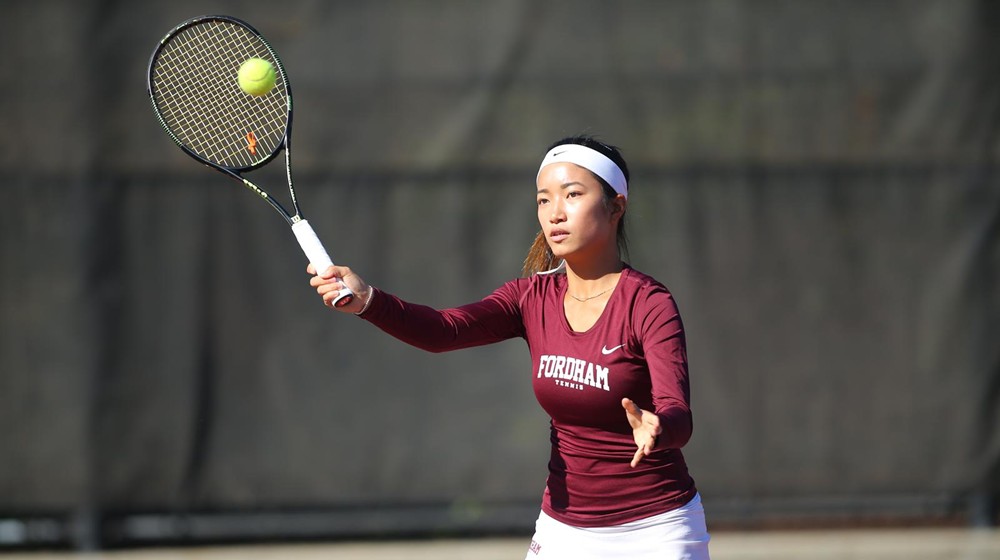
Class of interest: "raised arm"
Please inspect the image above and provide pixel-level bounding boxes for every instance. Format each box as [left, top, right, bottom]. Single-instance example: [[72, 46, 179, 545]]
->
[[309, 264, 527, 353]]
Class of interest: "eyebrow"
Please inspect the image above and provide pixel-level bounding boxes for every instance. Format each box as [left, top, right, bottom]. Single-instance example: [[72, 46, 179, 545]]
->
[[537, 181, 586, 194]]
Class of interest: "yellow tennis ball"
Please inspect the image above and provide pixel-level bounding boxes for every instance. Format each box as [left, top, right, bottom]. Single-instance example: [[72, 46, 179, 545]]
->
[[238, 58, 277, 96]]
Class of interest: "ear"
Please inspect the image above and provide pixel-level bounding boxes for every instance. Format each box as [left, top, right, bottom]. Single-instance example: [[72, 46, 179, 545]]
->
[[609, 194, 627, 222]]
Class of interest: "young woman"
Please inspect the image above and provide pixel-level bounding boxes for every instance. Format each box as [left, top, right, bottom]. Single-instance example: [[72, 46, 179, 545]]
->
[[309, 136, 711, 559]]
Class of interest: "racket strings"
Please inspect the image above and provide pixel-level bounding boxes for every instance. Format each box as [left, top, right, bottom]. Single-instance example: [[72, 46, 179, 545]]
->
[[163, 23, 282, 160], [151, 20, 288, 169], [160, 23, 283, 164], [178, 25, 278, 162]]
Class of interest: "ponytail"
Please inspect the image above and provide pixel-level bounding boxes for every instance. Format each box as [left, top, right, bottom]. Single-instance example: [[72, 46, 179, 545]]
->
[[521, 230, 558, 277]]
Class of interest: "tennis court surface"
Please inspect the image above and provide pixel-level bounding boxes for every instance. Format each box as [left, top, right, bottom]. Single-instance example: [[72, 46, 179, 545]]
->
[[4, 527, 999, 560]]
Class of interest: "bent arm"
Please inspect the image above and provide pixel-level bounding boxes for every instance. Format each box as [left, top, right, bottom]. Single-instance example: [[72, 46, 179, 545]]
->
[[639, 290, 693, 450]]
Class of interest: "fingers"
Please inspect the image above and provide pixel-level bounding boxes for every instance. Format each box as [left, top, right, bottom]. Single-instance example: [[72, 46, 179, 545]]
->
[[308, 265, 354, 294], [306, 263, 370, 313], [622, 398, 662, 432], [309, 268, 346, 303], [629, 433, 659, 468], [311, 274, 339, 290], [320, 265, 343, 279], [315, 277, 347, 299], [306, 263, 348, 279], [623, 397, 662, 468], [621, 398, 646, 431], [622, 398, 642, 418], [631, 447, 644, 468], [323, 289, 347, 308]]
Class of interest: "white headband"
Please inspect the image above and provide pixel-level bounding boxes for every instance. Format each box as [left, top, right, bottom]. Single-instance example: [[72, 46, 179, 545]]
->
[[537, 144, 628, 199]]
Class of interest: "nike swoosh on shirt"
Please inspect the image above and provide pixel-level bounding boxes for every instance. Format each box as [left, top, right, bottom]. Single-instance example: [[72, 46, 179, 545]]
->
[[601, 344, 625, 355]]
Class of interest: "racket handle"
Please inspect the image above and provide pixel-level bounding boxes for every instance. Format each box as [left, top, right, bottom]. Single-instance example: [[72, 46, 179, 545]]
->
[[291, 220, 354, 308]]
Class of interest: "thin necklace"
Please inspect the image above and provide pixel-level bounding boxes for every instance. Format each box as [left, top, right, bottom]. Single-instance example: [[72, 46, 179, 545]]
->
[[568, 287, 612, 302]]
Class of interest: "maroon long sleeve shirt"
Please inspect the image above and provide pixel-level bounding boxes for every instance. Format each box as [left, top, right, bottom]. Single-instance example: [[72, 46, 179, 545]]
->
[[358, 265, 698, 527]]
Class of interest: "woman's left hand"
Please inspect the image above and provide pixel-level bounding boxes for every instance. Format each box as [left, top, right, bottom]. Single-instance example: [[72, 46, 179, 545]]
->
[[622, 398, 662, 468]]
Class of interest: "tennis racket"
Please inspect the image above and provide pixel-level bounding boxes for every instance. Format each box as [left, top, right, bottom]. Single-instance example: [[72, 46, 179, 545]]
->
[[147, 14, 353, 307]]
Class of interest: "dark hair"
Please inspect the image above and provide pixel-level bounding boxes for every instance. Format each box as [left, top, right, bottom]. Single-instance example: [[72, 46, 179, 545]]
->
[[522, 135, 631, 276]]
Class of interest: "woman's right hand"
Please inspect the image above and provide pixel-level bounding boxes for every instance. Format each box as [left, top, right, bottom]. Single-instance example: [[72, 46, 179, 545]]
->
[[308, 264, 372, 314]]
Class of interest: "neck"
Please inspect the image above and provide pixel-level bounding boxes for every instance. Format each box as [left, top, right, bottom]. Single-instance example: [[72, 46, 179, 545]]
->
[[563, 251, 624, 295]]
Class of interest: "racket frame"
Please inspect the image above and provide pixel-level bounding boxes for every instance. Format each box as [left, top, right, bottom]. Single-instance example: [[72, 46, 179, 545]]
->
[[147, 14, 353, 307]]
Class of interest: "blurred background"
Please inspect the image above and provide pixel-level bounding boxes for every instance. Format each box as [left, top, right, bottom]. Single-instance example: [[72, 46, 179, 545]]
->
[[1, 0, 998, 552]]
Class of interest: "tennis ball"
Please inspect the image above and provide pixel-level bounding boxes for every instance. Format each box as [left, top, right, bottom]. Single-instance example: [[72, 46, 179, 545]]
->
[[238, 58, 277, 96]]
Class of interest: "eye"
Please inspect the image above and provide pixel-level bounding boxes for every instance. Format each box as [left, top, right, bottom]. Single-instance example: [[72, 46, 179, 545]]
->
[[537, 197, 549, 206]]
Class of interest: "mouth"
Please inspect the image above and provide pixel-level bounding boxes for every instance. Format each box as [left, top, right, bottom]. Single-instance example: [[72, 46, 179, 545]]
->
[[548, 228, 569, 243]]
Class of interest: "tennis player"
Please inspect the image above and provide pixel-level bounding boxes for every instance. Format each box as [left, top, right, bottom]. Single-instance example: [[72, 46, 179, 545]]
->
[[309, 136, 711, 559]]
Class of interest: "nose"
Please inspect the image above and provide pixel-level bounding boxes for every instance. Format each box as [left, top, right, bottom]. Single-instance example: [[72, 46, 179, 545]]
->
[[548, 198, 566, 223]]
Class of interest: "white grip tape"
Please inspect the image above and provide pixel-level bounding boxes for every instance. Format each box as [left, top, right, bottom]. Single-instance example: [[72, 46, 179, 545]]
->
[[291, 220, 334, 272]]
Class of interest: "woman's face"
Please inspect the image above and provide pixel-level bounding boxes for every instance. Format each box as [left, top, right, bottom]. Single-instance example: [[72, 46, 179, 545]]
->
[[536, 162, 622, 262]]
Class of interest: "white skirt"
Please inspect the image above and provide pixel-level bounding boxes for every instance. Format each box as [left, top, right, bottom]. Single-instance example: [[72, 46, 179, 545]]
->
[[524, 493, 711, 560]]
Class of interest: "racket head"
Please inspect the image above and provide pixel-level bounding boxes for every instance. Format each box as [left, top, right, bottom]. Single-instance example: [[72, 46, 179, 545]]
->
[[147, 15, 292, 172]]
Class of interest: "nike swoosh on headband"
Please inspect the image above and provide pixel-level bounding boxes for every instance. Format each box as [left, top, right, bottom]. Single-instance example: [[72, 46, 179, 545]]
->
[[538, 144, 628, 199]]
